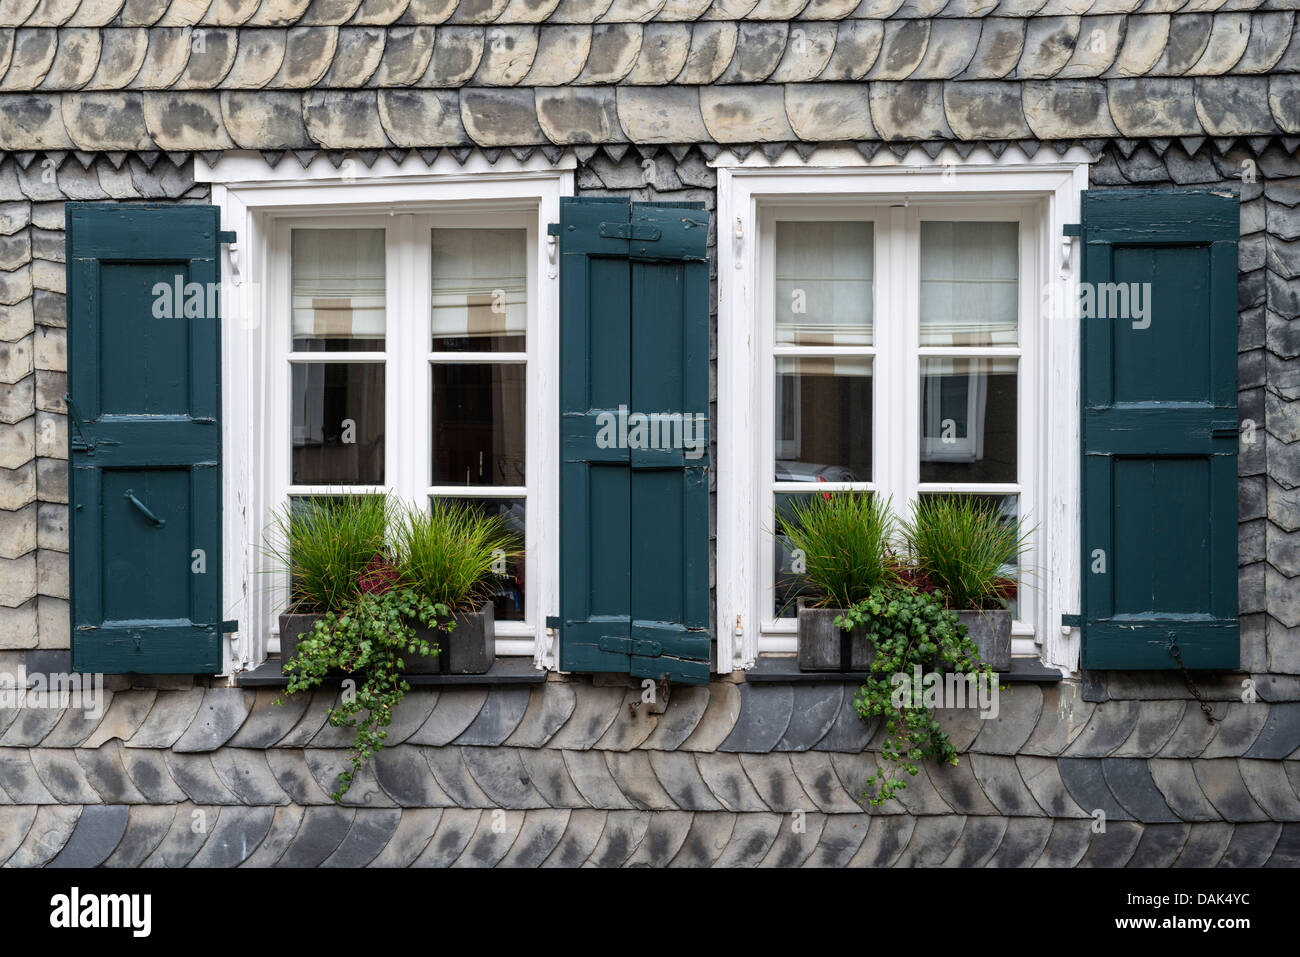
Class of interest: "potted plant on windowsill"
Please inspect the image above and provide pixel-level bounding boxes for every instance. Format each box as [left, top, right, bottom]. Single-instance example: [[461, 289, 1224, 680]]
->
[[394, 499, 521, 675], [900, 495, 1032, 673], [262, 493, 395, 675], [774, 491, 897, 672]]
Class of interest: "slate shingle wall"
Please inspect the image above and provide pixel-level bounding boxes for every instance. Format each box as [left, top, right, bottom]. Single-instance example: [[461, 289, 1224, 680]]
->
[[0, 680, 1298, 866]]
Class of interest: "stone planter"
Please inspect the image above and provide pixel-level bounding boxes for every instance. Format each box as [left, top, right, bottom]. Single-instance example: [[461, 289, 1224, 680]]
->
[[279, 612, 325, 675], [410, 603, 496, 675], [956, 609, 1012, 673], [797, 602, 875, 672]]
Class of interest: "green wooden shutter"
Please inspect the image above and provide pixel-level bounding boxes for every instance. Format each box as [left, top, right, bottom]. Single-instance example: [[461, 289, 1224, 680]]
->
[[66, 204, 225, 674], [1080, 189, 1240, 670], [558, 197, 711, 684]]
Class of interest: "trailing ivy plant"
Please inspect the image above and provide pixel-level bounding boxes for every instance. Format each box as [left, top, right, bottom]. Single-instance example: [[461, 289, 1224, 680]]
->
[[837, 586, 995, 806], [282, 581, 452, 801]]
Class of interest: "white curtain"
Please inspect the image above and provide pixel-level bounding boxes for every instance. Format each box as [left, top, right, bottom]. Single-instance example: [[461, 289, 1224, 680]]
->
[[291, 228, 386, 341], [774, 221, 873, 346], [919, 221, 1018, 346], [431, 228, 527, 344]]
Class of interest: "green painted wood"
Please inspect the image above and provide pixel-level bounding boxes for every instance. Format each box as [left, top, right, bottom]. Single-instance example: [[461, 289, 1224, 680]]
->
[[558, 198, 711, 684], [66, 204, 224, 674], [1079, 189, 1239, 671]]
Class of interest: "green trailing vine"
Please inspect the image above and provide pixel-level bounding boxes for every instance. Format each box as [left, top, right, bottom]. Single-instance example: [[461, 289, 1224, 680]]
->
[[837, 586, 996, 806], [281, 585, 452, 801]]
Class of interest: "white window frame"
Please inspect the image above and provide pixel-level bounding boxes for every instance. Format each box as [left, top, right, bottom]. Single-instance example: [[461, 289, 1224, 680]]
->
[[199, 152, 574, 675], [716, 146, 1090, 675]]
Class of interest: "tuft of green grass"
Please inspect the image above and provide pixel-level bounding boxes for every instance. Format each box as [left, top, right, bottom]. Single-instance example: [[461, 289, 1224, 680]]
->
[[775, 491, 898, 610], [263, 494, 395, 614], [900, 496, 1031, 610], [394, 499, 521, 613]]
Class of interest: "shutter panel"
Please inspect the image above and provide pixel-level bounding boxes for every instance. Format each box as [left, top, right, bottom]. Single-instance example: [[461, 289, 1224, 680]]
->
[[559, 198, 712, 684], [1080, 189, 1239, 670], [66, 204, 225, 674]]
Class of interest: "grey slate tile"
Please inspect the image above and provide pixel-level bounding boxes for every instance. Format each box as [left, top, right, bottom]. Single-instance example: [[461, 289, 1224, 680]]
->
[[986, 816, 1054, 867], [758, 810, 824, 867], [410, 690, 492, 749], [1064, 699, 1141, 756], [322, 808, 404, 867], [101, 804, 176, 868], [462, 745, 549, 808], [624, 809, 694, 867], [0, 748, 56, 803], [305, 750, 395, 807], [718, 682, 793, 753], [893, 814, 967, 867], [1158, 702, 1222, 757], [275, 805, 355, 868], [1263, 823, 1300, 867], [1243, 701, 1300, 757], [788, 750, 863, 813], [969, 753, 1041, 815], [1112, 700, 1186, 757], [1016, 755, 1088, 818], [696, 751, 769, 811], [163, 751, 240, 804], [48, 804, 129, 868], [678, 680, 742, 752], [800, 813, 869, 868], [425, 745, 499, 807], [142, 804, 219, 868], [1175, 822, 1235, 866], [240, 805, 306, 868], [605, 749, 677, 810], [125, 688, 205, 749], [172, 688, 254, 752], [738, 752, 814, 812], [517, 747, 589, 808], [503, 683, 575, 748], [0, 805, 38, 865], [542, 809, 607, 867], [453, 685, 531, 746], [1194, 759, 1271, 821], [82, 690, 155, 749], [594, 687, 659, 751], [668, 810, 735, 867], [29, 748, 100, 803], [712, 812, 781, 867], [1149, 757, 1225, 821], [1200, 702, 1270, 757], [1235, 758, 1300, 819], [1059, 758, 1134, 822], [273, 690, 337, 748], [499, 808, 570, 867], [586, 808, 650, 867], [1032, 818, 1093, 868], [646, 750, 722, 811], [1102, 757, 1181, 823], [453, 808, 525, 866], [367, 808, 443, 867], [227, 688, 310, 748], [209, 748, 292, 806], [4, 804, 80, 868], [264, 748, 335, 805], [773, 683, 842, 751], [0, 706, 63, 746], [927, 758, 1000, 815], [190, 806, 275, 868], [547, 683, 625, 750], [561, 749, 634, 809], [372, 744, 455, 806], [942, 815, 1008, 868], [1077, 820, 1143, 867], [1126, 822, 1192, 868], [1219, 820, 1282, 866]]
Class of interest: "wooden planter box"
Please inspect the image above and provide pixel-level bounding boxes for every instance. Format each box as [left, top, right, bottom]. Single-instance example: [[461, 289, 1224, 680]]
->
[[796, 602, 875, 672], [410, 603, 495, 675], [955, 609, 1012, 673]]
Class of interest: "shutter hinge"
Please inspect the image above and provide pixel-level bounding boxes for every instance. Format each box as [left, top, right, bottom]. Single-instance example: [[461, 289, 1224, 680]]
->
[[218, 231, 237, 244], [599, 635, 662, 657], [1061, 223, 1081, 278], [222, 620, 239, 633]]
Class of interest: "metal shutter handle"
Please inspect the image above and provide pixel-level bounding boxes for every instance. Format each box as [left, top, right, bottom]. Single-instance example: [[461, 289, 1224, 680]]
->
[[124, 490, 166, 528]]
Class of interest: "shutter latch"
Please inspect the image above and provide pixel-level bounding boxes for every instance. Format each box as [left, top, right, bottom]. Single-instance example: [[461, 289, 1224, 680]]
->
[[599, 635, 662, 657]]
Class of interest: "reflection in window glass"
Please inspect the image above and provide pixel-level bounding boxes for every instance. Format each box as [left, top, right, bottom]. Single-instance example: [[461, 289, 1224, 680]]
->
[[432, 497, 526, 621], [432, 364, 525, 486], [291, 363, 385, 485], [774, 221, 873, 346], [291, 229, 385, 352], [774, 357, 872, 483], [918, 492, 1021, 618], [919, 221, 1018, 346], [919, 357, 1017, 484], [432, 229, 527, 353], [773, 492, 820, 619]]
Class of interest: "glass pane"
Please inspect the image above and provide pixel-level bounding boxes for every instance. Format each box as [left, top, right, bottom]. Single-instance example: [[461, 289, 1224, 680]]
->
[[431, 497, 526, 621], [774, 221, 873, 346], [292, 228, 385, 351], [291, 363, 385, 485], [432, 228, 527, 352], [919, 357, 1017, 484], [917, 492, 1020, 617], [919, 221, 1018, 346], [432, 363, 525, 486], [775, 356, 872, 483], [773, 492, 820, 620]]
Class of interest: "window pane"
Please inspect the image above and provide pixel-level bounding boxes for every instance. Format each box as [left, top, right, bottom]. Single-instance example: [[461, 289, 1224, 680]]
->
[[919, 357, 1017, 483], [431, 497, 526, 621], [919, 221, 1018, 346], [774, 221, 873, 346], [432, 228, 527, 352], [775, 357, 872, 483], [432, 363, 525, 486], [773, 492, 820, 619], [292, 228, 385, 351], [291, 363, 385, 484], [917, 492, 1020, 617]]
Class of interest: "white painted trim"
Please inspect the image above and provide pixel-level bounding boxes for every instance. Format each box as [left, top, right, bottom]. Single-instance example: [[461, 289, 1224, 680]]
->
[[717, 155, 1088, 674], [208, 158, 572, 674]]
